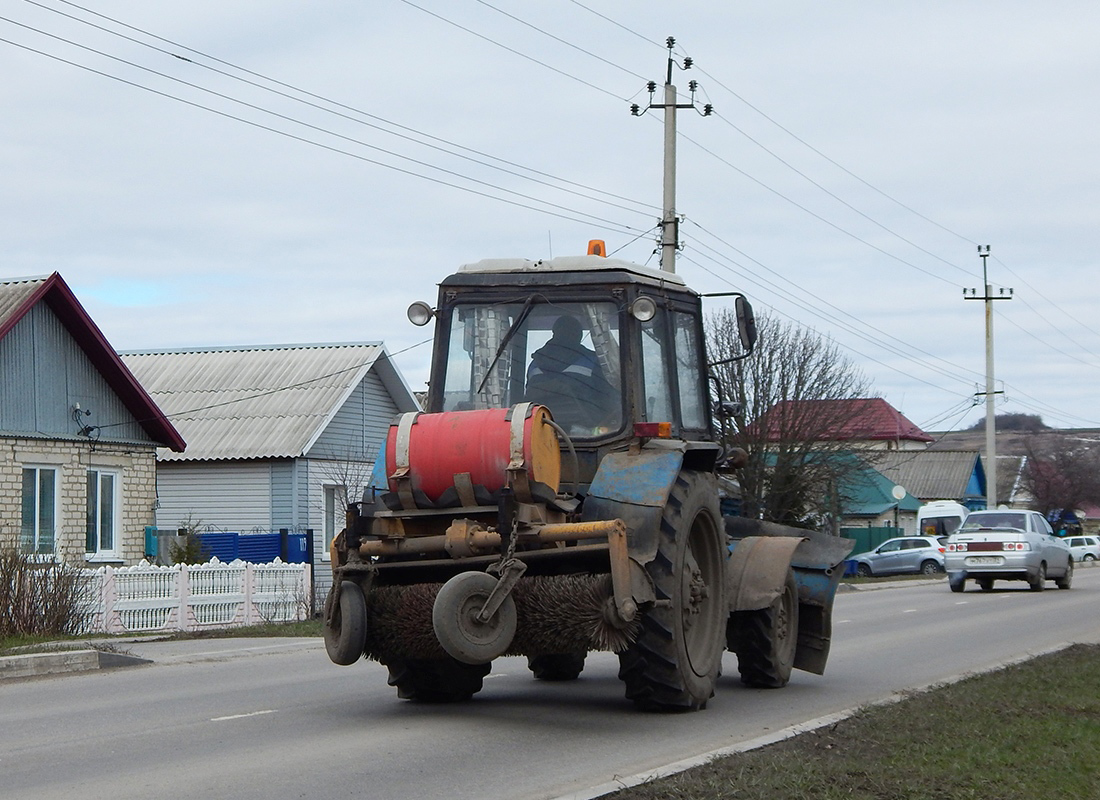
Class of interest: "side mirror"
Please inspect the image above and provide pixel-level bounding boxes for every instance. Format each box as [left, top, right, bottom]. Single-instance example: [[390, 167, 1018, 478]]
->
[[735, 296, 757, 354], [704, 292, 758, 366]]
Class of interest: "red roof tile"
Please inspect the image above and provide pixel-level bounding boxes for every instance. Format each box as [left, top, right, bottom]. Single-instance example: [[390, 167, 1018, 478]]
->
[[749, 398, 933, 444]]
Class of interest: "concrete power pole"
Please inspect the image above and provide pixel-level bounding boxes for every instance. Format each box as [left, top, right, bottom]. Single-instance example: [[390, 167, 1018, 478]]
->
[[964, 245, 1013, 508], [631, 37, 711, 274]]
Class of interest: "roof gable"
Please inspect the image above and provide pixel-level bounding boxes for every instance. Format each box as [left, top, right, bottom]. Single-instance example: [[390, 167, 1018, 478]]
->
[[0, 273, 185, 451], [121, 343, 419, 461]]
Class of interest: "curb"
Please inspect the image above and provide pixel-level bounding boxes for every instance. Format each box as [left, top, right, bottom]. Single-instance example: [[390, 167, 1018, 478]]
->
[[0, 648, 151, 681]]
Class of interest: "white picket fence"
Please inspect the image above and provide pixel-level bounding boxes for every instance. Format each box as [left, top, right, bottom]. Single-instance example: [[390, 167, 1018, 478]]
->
[[77, 558, 312, 634]]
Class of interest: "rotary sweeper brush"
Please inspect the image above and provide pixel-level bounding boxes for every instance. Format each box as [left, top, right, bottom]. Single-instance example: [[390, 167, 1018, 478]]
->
[[322, 246, 853, 711]]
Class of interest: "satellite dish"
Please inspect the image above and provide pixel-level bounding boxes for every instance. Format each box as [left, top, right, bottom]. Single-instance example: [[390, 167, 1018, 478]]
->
[[891, 485, 907, 501]]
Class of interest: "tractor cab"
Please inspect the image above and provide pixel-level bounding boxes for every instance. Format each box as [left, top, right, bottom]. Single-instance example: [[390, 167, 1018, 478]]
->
[[409, 247, 748, 484]]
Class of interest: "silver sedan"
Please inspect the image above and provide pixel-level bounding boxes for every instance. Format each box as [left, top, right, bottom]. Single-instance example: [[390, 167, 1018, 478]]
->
[[945, 509, 1072, 592]]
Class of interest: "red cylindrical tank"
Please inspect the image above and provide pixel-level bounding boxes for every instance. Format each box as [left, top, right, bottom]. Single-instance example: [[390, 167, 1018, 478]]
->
[[385, 404, 560, 506]]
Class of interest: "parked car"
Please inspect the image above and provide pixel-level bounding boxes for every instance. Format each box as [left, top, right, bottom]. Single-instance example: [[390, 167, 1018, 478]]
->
[[1063, 535, 1100, 562], [851, 536, 947, 577], [944, 509, 1073, 592]]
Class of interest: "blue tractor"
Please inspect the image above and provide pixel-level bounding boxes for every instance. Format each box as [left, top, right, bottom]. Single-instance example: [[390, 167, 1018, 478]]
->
[[324, 245, 852, 710]]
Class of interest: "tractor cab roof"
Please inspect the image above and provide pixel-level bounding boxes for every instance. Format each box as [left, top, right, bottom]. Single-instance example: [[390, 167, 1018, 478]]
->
[[444, 255, 691, 293]]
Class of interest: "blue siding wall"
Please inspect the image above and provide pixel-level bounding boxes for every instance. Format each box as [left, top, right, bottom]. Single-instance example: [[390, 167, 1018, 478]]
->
[[309, 370, 398, 463], [270, 459, 295, 530], [0, 304, 152, 444]]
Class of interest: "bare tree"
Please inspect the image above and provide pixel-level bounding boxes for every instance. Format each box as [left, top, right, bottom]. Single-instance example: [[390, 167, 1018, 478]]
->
[[1019, 434, 1100, 519], [708, 309, 874, 531]]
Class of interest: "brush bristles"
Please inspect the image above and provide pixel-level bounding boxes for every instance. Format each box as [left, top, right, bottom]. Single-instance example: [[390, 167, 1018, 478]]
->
[[364, 573, 640, 662]]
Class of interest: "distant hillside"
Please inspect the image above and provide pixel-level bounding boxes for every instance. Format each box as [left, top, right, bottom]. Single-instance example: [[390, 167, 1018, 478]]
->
[[927, 428, 1100, 456]]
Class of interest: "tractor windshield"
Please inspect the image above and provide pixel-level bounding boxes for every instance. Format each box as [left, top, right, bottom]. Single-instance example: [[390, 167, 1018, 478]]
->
[[441, 300, 623, 438]]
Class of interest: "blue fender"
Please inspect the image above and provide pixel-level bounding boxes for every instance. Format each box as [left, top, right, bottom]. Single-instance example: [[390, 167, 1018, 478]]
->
[[581, 448, 685, 563], [726, 518, 855, 676]]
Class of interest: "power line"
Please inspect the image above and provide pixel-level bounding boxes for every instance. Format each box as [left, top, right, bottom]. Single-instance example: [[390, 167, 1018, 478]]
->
[[397, 0, 628, 102], [0, 27, 645, 235], [711, 111, 972, 280], [13, 2, 659, 217], [687, 220, 984, 384], [472, 0, 647, 81], [679, 130, 960, 287]]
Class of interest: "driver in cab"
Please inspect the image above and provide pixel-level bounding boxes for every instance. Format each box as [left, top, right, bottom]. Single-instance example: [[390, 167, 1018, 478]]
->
[[525, 315, 617, 434]]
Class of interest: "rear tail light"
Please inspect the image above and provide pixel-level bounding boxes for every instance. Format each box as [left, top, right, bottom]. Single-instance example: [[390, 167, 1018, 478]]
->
[[634, 422, 672, 439]]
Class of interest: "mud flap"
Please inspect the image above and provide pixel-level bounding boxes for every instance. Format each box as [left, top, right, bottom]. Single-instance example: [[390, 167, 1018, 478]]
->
[[725, 519, 854, 676]]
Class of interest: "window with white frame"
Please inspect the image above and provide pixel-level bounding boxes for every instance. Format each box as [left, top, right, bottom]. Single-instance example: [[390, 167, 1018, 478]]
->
[[86, 469, 120, 556], [21, 466, 58, 556], [323, 484, 346, 559]]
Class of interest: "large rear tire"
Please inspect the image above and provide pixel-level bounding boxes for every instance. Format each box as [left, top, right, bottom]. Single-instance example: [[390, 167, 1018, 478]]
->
[[324, 581, 367, 666], [386, 657, 491, 702], [528, 652, 586, 681], [618, 472, 725, 711], [728, 568, 799, 688]]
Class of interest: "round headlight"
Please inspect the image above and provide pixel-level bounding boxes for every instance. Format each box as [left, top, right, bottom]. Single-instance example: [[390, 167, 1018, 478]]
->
[[630, 295, 657, 322], [407, 301, 434, 326]]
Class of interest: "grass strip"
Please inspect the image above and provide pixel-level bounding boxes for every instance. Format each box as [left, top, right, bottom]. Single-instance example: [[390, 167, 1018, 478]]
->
[[603, 643, 1100, 800]]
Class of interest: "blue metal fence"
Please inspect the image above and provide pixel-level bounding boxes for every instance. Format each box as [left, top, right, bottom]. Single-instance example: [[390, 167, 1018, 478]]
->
[[145, 528, 311, 565]]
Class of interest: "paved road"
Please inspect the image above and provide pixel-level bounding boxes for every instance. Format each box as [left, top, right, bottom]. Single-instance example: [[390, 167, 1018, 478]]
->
[[3, 570, 1099, 800]]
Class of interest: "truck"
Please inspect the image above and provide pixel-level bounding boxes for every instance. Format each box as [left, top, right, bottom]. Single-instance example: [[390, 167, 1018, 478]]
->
[[323, 243, 853, 711]]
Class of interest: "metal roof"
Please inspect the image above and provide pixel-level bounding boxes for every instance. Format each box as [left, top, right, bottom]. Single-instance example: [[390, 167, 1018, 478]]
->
[[872, 450, 984, 501], [120, 343, 408, 462]]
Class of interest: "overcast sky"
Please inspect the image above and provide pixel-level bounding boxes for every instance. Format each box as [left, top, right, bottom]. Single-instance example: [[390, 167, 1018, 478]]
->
[[3, 1, 1098, 432]]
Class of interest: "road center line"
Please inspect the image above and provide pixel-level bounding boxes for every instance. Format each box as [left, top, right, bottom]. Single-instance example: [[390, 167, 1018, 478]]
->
[[211, 710, 278, 722]]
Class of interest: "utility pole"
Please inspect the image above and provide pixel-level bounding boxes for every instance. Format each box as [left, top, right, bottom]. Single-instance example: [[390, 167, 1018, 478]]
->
[[964, 245, 1013, 508], [631, 37, 711, 274]]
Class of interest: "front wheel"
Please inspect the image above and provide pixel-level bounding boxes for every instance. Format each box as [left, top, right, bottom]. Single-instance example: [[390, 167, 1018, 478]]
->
[[1084, 554, 1096, 562], [618, 472, 725, 711], [728, 568, 799, 688], [432, 571, 518, 664], [324, 581, 367, 665]]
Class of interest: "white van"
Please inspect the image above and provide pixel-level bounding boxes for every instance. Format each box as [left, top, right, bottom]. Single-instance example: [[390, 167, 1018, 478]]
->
[[917, 500, 969, 538]]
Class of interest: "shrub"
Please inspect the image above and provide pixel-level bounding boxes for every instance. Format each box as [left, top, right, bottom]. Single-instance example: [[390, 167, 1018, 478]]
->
[[0, 549, 89, 638]]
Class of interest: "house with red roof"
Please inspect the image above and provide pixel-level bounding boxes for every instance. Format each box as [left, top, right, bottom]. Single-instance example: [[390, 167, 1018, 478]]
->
[[749, 398, 934, 451], [747, 397, 985, 535], [0, 273, 184, 566]]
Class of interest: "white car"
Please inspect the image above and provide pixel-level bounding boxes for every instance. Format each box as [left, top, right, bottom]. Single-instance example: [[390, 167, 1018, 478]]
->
[[1063, 535, 1100, 562], [944, 509, 1073, 592]]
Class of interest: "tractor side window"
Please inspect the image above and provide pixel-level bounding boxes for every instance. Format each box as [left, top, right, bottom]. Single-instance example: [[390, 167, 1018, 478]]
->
[[673, 311, 706, 430], [640, 316, 673, 424]]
